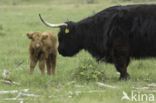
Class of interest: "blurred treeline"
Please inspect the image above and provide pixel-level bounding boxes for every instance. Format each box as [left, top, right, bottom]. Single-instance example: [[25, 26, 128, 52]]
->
[[0, 0, 155, 5]]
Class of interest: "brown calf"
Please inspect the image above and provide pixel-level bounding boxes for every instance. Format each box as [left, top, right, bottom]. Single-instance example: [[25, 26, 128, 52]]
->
[[27, 32, 57, 75]]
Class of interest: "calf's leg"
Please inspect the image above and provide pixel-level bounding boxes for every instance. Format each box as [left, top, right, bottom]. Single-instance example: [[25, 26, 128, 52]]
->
[[46, 58, 52, 75], [46, 54, 56, 75], [51, 54, 56, 75], [39, 59, 45, 75], [29, 57, 38, 74]]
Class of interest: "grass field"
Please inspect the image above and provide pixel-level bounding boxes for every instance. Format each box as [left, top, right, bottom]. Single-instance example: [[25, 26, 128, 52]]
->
[[0, 0, 156, 103]]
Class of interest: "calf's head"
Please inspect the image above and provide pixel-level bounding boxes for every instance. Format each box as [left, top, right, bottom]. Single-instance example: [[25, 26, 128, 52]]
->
[[39, 14, 83, 56], [27, 32, 48, 50]]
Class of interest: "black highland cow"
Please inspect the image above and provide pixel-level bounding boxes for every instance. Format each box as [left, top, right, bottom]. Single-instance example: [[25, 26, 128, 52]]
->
[[39, 4, 156, 80]]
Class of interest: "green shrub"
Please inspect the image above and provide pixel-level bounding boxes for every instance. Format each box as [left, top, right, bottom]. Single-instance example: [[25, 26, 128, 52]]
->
[[73, 58, 106, 82]]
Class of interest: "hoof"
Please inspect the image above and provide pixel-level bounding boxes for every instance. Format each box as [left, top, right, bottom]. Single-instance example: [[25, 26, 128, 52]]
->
[[119, 73, 130, 81]]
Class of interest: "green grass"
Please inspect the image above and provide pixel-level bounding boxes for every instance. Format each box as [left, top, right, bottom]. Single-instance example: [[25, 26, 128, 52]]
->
[[0, 1, 156, 103]]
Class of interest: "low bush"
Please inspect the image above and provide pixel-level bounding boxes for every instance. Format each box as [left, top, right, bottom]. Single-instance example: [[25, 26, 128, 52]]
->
[[73, 58, 106, 82]]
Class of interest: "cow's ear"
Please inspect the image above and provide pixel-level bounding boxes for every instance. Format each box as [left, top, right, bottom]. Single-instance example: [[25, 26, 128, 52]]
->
[[27, 32, 34, 39], [42, 34, 48, 40]]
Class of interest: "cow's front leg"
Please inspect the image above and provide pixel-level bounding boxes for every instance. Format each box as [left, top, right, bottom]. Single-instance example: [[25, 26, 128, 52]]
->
[[113, 47, 130, 80], [114, 57, 130, 80]]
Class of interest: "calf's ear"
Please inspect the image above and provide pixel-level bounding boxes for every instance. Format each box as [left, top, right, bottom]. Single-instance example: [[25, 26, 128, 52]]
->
[[42, 34, 48, 40], [27, 32, 34, 39]]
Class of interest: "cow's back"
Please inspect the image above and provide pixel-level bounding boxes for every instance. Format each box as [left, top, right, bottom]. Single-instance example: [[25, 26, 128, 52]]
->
[[108, 5, 156, 58]]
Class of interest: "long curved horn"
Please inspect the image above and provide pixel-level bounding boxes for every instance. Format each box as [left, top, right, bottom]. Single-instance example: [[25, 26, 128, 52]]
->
[[39, 14, 67, 28]]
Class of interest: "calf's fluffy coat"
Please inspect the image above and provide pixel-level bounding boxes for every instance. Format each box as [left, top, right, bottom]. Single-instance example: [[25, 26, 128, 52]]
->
[[27, 32, 57, 75]]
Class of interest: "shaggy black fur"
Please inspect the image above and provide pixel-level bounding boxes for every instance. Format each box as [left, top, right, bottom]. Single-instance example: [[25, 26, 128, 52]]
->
[[57, 4, 156, 80]]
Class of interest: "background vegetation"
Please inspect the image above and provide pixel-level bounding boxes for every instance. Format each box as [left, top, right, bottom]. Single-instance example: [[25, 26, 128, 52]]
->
[[0, 0, 156, 103]]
